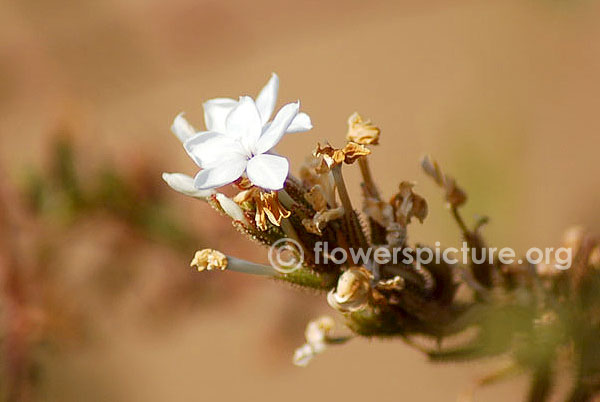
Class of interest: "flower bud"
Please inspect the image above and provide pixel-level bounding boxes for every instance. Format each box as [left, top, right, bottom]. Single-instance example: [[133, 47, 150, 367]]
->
[[327, 267, 372, 312], [190, 249, 228, 271]]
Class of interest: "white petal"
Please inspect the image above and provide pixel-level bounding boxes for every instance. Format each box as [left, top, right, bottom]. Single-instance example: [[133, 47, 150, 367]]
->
[[184, 131, 246, 169], [253, 102, 299, 154], [246, 154, 289, 190], [293, 344, 315, 367], [171, 113, 197, 143], [193, 158, 248, 190], [226, 96, 262, 150], [255, 73, 279, 124], [215, 193, 249, 224], [203, 98, 237, 132], [162, 173, 215, 199], [286, 112, 313, 133]]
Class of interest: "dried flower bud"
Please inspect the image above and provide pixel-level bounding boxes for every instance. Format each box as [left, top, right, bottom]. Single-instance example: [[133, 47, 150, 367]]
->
[[346, 112, 380, 145], [391, 181, 428, 226], [327, 267, 372, 313], [190, 249, 228, 271], [314, 142, 371, 170], [421, 155, 466, 207]]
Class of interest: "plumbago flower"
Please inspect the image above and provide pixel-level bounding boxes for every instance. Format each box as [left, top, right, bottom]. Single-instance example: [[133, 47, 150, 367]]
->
[[166, 73, 312, 192], [163, 78, 600, 402]]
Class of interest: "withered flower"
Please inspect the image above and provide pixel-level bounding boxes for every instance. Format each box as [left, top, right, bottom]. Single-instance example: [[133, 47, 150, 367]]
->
[[314, 142, 371, 170], [421, 155, 466, 207], [302, 185, 344, 235], [327, 267, 372, 313], [190, 249, 228, 272], [234, 187, 290, 231], [346, 112, 380, 145], [390, 181, 428, 226], [363, 196, 394, 228]]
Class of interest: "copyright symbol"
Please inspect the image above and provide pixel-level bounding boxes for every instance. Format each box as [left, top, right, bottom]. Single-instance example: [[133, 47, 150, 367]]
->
[[268, 238, 304, 274]]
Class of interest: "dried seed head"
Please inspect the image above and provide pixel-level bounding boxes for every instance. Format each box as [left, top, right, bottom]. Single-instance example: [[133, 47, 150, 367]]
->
[[190, 249, 228, 272], [346, 112, 380, 145], [327, 267, 372, 313]]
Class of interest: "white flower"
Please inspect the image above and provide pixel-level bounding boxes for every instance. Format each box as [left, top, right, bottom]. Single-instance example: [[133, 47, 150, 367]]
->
[[170, 73, 313, 191], [185, 96, 300, 190], [293, 316, 338, 367]]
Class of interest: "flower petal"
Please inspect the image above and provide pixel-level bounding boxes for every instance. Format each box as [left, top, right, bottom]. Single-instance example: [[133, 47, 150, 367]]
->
[[162, 172, 215, 198], [254, 101, 299, 154], [193, 158, 248, 190], [255, 73, 279, 124], [184, 131, 246, 169], [246, 154, 289, 190], [203, 98, 237, 133], [286, 112, 312, 133], [171, 113, 197, 143], [226, 96, 262, 150], [215, 193, 249, 224]]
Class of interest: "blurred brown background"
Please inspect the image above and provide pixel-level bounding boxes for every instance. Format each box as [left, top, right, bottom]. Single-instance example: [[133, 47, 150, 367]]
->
[[1, 0, 599, 401]]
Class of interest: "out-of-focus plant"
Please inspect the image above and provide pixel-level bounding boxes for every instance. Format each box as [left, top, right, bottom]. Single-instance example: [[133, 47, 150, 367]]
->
[[0, 132, 214, 402], [164, 73, 600, 402]]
